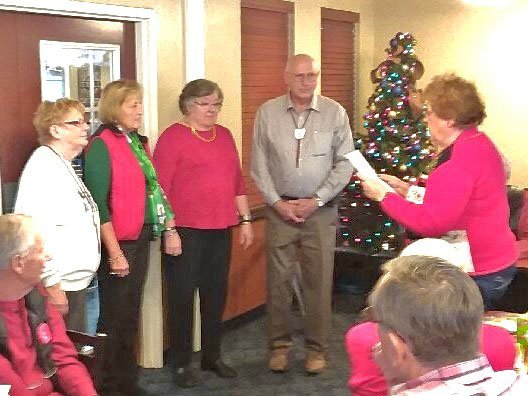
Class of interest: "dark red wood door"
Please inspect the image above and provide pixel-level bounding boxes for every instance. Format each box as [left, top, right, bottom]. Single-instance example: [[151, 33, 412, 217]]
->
[[0, 11, 135, 211]]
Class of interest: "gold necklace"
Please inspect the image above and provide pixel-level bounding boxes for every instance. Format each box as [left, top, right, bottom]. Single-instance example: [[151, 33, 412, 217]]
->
[[182, 122, 216, 143]]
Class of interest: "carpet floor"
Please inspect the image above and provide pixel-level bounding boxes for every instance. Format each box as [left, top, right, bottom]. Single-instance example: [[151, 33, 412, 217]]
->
[[138, 293, 364, 395]]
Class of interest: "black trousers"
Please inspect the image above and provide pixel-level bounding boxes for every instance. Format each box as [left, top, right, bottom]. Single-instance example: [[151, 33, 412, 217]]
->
[[97, 225, 151, 393], [165, 227, 232, 368]]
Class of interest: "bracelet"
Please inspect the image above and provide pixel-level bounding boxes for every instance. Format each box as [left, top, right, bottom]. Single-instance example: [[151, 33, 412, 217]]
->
[[164, 226, 176, 232], [164, 229, 178, 236], [240, 214, 252, 222], [108, 252, 124, 263], [240, 220, 251, 225]]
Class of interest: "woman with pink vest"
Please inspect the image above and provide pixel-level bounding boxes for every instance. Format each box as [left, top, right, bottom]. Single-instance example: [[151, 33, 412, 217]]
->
[[84, 80, 179, 396]]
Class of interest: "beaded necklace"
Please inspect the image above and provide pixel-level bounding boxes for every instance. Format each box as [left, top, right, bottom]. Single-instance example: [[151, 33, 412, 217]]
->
[[181, 122, 216, 143]]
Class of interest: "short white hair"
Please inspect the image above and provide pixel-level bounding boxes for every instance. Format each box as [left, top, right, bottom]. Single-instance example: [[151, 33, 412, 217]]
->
[[400, 238, 462, 268], [0, 214, 37, 270]]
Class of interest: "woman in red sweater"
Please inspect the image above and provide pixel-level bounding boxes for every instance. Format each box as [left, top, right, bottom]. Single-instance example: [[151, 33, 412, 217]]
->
[[153, 79, 254, 388], [360, 73, 517, 309]]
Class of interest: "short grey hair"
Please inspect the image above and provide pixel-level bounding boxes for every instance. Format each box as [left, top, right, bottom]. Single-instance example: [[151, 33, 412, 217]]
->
[[368, 255, 483, 368], [0, 214, 37, 270], [178, 79, 223, 115]]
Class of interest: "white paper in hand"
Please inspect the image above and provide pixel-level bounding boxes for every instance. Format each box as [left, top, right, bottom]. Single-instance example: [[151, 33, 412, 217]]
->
[[344, 151, 395, 192], [0, 385, 10, 396]]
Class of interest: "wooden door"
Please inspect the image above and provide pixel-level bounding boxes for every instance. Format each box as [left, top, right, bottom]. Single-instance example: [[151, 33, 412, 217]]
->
[[0, 11, 135, 211]]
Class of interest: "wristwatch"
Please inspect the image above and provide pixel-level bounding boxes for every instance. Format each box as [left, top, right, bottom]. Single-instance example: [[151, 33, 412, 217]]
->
[[314, 196, 324, 207]]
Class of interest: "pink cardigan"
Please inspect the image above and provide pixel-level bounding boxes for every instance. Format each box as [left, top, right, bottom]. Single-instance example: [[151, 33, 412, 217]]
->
[[381, 128, 517, 276]]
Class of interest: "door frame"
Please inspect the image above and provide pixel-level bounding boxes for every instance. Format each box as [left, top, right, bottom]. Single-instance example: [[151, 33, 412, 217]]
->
[[0, 1, 158, 210], [0, 0, 162, 368]]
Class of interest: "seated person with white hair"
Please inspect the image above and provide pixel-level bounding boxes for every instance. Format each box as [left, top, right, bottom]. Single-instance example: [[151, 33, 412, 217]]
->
[[345, 240, 518, 395], [367, 255, 527, 395], [0, 214, 96, 396]]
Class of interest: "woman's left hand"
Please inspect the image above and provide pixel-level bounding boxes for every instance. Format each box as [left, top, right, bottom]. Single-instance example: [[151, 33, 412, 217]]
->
[[239, 223, 254, 250], [164, 231, 182, 256], [357, 173, 392, 202]]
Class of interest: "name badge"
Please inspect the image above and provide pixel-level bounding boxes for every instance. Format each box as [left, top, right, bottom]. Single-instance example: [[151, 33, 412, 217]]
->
[[294, 128, 306, 140]]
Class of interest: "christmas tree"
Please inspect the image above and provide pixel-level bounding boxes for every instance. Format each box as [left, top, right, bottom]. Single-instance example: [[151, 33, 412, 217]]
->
[[337, 32, 433, 255]]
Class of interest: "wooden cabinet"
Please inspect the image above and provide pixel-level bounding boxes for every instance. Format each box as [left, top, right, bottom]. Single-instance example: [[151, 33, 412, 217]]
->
[[223, 218, 267, 320]]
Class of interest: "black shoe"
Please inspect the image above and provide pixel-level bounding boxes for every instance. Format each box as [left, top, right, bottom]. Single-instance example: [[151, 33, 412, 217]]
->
[[172, 366, 199, 388], [201, 359, 238, 378]]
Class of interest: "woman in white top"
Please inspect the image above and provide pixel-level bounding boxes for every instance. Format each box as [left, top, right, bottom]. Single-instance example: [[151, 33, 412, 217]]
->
[[15, 99, 100, 332]]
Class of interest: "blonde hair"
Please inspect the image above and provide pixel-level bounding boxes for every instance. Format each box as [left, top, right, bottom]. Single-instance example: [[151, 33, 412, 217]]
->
[[33, 99, 85, 145], [423, 73, 486, 128], [98, 79, 142, 124]]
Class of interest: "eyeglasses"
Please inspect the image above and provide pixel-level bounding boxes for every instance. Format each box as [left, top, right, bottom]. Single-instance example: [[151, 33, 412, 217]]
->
[[194, 101, 223, 111], [293, 73, 319, 83], [62, 119, 91, 127]]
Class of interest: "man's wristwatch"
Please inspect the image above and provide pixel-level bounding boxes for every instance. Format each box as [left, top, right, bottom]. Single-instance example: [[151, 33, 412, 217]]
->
[[314, 196, 324, 207]]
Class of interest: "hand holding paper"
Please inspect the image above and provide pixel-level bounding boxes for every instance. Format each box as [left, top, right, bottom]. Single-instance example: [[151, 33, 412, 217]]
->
[[345, 151, 395, 194]]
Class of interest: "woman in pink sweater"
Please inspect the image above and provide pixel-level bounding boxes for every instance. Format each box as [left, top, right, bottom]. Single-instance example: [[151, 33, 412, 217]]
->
[[360, 74, 517, 309]]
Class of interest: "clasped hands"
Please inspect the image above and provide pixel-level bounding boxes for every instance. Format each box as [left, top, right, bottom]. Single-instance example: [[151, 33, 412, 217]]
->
[[273, 198, 318, 223]]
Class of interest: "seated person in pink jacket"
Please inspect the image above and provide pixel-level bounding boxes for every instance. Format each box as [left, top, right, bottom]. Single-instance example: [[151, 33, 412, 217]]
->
[[0, 214, 97, 396], [345, 321, 516, 396]]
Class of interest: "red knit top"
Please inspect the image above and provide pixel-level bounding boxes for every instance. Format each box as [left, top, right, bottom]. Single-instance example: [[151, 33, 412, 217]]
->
[[153, 123, 245, 229]]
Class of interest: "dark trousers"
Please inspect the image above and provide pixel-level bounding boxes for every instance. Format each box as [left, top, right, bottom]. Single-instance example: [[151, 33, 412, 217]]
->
[[473, 264, 517, 310], [97, 226, 151, 393], [64, 288, 87, 332], [165, 227, 232, 368]]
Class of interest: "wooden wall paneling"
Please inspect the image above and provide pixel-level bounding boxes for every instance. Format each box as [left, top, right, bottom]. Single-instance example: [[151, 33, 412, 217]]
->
[[223, 219, 267, 320], [241, 4, 290, 208], [222, 1, 292, 321], [321, 9, 358, 128]]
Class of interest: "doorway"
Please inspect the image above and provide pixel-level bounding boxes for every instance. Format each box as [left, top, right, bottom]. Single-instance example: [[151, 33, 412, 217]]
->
[[0, 11, 135, 211]]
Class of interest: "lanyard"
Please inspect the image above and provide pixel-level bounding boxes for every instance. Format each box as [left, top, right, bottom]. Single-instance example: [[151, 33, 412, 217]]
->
[[289, 108, 312, 130], [289, 108, 312, 168]]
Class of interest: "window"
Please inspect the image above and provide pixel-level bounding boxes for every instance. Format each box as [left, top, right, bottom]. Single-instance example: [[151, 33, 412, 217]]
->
[[40, 40, 120, 135]]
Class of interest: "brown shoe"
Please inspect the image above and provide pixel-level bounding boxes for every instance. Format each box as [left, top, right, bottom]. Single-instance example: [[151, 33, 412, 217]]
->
[[268, 348, 289, 372], [305, 350, 327, 375]]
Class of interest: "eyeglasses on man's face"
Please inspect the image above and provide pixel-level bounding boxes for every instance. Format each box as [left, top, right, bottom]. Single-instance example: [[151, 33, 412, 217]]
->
[[292, 72, 319, 83], [194, 101, 223, 111]]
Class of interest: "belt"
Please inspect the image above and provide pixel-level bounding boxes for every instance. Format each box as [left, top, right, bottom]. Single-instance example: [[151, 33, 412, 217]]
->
[[280, 196, 335, 207]]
